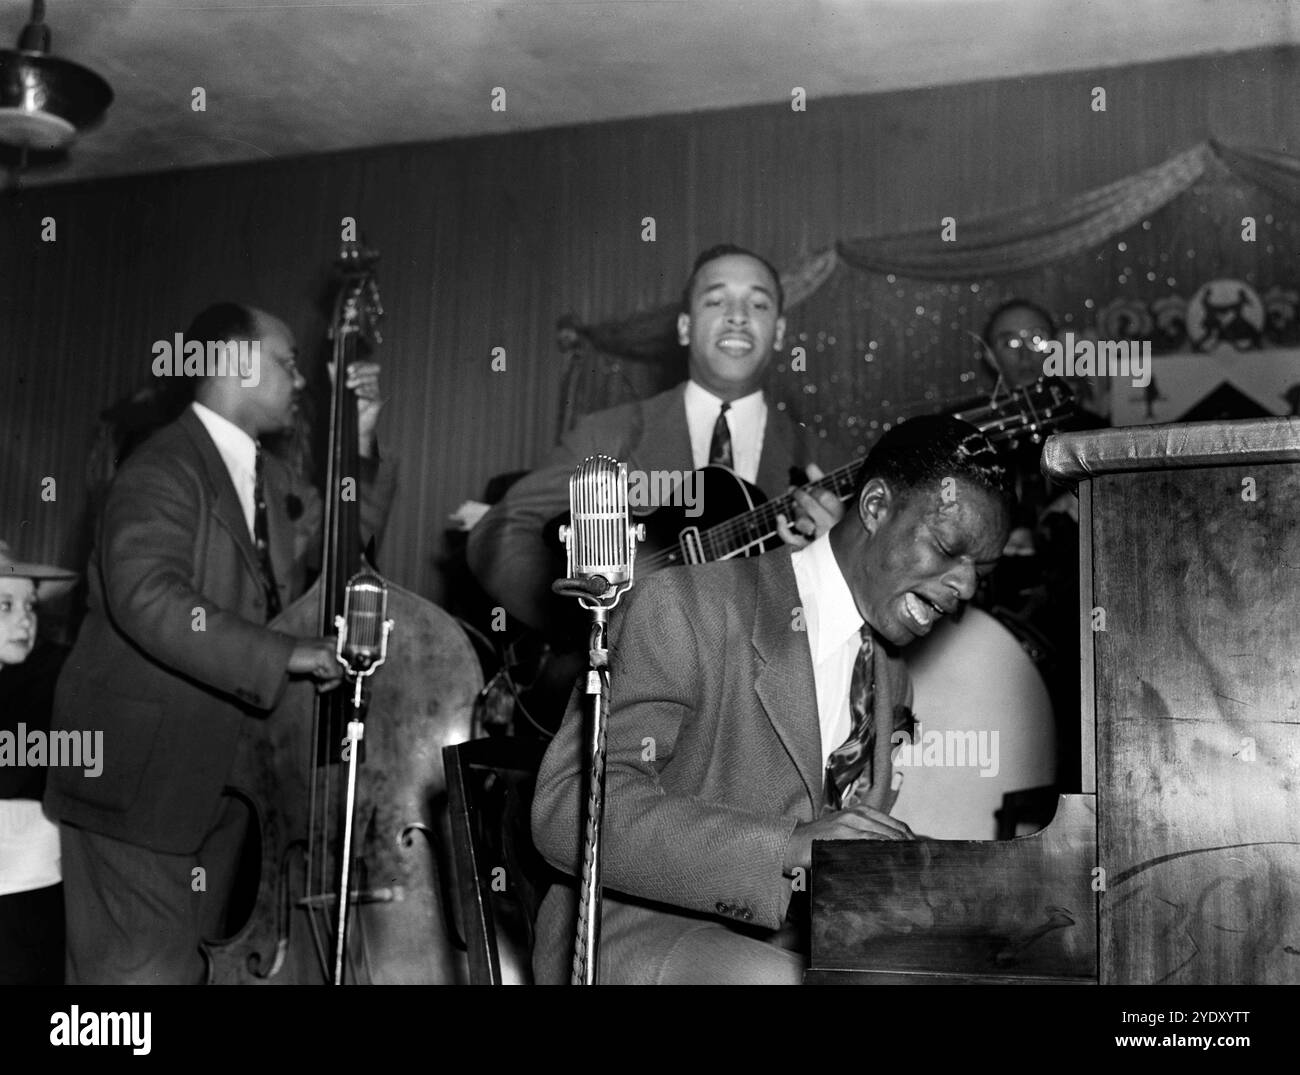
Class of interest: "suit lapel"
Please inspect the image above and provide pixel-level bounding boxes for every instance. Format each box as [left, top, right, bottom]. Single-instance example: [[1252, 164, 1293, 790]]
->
[[633, 385, 694, 475], [179, 407, 264, 589], [749, 550, 823, 811]]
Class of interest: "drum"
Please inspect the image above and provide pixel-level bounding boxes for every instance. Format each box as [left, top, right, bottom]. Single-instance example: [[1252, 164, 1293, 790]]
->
[[893, 606, 1056, 840]]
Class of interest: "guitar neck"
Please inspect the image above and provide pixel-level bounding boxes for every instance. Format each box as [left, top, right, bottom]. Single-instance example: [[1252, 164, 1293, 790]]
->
[[635, 379, 1076, 572], [692, 381, 1076, 561], [699, 457, 866, 559]]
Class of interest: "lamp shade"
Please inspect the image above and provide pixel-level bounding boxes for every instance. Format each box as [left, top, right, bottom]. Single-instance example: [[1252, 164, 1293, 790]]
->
[[0, 47, 112, 150]]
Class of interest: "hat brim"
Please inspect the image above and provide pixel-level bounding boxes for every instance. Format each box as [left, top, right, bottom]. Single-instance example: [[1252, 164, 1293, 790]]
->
[[1, 563, 79, 596]]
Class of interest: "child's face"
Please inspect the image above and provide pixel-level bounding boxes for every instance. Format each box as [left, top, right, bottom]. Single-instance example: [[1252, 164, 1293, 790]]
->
[[0, 577, 37, 665]]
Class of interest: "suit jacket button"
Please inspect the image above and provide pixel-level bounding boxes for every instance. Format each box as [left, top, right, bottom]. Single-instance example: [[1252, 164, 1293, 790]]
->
[[715, 902, 728, 914], [741, 909, 753, 921]]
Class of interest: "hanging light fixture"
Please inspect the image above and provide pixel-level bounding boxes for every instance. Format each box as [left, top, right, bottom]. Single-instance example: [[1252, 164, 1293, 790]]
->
[[0, 0, 113, 154]]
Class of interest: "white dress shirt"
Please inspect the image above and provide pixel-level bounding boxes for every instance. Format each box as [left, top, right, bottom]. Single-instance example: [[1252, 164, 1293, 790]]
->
[[790, 532, 863, 772], [683, 381, 767, 486], [191, 401, 258, 539]]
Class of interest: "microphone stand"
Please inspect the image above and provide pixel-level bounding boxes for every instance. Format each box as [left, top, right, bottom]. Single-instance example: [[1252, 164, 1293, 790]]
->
[[577, 617, 610, 987], [553, 457, 642, 986], [547, 583, 612, 987], [331, 606, 393, 986]]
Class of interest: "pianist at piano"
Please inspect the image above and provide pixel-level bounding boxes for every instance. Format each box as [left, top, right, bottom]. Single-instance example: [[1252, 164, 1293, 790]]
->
[[529, 415, 1014, 984]]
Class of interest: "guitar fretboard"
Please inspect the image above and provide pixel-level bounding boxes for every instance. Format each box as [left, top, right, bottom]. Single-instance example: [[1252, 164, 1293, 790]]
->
[[705, 458, 864, 558], [635, 379, 1075, 573], [638, 457, 865, 571]]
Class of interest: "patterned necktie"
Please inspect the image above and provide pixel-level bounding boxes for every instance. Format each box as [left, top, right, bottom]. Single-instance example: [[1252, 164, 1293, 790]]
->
[[708, 401, 733, 468], [825, 627, 876, 809], [253, 449, 282, 620]]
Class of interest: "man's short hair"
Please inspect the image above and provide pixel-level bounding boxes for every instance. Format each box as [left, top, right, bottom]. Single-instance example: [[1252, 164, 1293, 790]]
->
[[982, 298, 1057, 345], [680, 244, 785, 315], [858, 414, 1014, 511], [185, 302, 255, 350], [163, 302, 256, 407]]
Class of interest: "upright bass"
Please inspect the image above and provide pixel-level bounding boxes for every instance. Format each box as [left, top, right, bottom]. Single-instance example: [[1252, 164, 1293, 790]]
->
[[204, 243, 481, 984]]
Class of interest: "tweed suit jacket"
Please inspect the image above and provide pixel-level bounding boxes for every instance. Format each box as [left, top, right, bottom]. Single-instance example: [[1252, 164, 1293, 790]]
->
[[529, 546, 911, 984], [46, 406, 395, 854], [467, 382, 845, 630]]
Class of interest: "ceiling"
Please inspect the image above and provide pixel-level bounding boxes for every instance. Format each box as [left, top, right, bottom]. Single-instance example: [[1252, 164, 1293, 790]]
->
[[8, 0, 1300, 186]]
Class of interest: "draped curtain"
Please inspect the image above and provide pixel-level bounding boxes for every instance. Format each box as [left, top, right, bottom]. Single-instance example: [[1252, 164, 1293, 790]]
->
[[561, 141, 1300, 449]]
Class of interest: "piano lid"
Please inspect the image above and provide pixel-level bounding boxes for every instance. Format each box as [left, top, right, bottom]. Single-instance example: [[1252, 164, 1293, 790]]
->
[[1042, 416, 1300, 484]]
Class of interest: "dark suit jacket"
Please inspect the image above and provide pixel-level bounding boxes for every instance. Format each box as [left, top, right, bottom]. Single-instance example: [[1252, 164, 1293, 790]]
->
[[45, 406, 395, 854], [529, 547, 911, 984], [467, 382, 846, 630]]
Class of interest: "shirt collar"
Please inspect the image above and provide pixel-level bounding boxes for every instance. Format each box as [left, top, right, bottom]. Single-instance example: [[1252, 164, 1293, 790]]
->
[[684, 379, 765, 418], [800, 532, 864, 663], [191, 401, 257, 470]]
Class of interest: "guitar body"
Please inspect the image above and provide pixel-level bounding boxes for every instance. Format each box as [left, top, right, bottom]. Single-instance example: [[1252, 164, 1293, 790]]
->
[[633, 466, 778, 569]]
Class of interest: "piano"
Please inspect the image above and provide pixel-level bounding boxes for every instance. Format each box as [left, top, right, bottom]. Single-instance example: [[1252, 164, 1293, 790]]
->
[[808, 418, 1300, 985]]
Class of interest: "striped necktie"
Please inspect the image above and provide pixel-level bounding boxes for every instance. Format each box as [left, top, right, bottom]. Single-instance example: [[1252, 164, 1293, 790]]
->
[[708, 401, 733, 468], [253, 449, 282, 620]]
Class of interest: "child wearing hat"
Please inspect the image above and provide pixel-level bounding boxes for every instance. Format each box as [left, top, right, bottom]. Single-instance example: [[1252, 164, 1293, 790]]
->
[[0, 540, 77, 984]]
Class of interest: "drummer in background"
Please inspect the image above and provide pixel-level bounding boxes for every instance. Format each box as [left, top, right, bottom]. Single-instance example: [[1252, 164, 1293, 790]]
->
[[980, 298, 1110, 554], [977, 299, 1110, 793], [0, 540, 77, 984]]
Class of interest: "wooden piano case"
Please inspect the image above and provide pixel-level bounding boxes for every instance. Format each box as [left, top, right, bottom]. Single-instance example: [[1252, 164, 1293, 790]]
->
[[808, 417, 1300, 985]]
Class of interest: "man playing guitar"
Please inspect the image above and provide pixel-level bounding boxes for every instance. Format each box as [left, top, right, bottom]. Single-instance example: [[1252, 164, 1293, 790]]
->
[[467, 244, 848, 634]]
